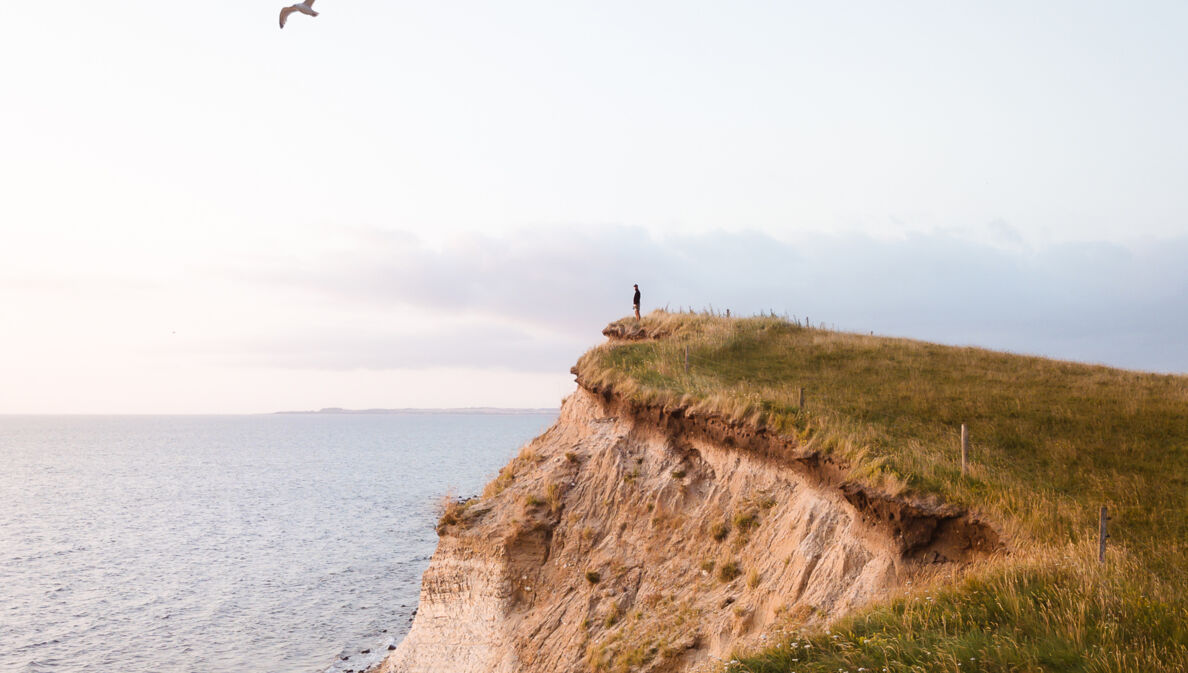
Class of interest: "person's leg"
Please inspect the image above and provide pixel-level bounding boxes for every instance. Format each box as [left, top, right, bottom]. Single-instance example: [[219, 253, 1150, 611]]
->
[[634, 305, 640, 319]]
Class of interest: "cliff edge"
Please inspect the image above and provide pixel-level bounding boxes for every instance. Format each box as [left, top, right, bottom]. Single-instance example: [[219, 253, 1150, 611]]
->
[[375, 385, 996, 673]]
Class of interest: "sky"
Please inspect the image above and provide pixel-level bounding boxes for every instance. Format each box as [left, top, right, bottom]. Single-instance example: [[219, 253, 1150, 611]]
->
[[2, 2, 1186, 413]]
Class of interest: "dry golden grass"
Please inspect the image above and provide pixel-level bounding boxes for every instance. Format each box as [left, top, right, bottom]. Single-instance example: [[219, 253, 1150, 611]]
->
[[585, 597, 702, 673], [480, 445, 543, 500]]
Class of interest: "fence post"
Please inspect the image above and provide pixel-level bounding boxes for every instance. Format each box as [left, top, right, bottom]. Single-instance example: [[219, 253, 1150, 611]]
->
[[1098, 506, 1109, 563], [960, 424, 969, 477], [798, 387, 805, 409], [684, 345, 689, 375], [726, 309, 730, 318]]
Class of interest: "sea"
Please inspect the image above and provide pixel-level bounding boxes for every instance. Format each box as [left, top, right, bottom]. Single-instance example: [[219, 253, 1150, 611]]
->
[[0, 412, 557, 673]]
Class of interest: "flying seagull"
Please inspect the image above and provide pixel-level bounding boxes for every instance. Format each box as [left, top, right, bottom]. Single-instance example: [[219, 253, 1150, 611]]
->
[[279, 0, 317, 29]]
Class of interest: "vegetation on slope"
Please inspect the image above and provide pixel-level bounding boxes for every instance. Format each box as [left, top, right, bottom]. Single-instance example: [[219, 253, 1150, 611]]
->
[[575, 311, 1188, 673]]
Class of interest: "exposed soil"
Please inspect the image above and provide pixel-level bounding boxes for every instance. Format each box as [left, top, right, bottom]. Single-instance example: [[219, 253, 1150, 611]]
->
[[577, 376, 1003, 564]]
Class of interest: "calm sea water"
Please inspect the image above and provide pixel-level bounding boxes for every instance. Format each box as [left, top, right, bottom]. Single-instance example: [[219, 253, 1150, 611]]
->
[[0, 412, 556, 673]]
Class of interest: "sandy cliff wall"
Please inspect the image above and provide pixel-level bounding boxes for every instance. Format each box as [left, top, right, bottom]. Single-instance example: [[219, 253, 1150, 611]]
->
[[376, 386, 998, 673]]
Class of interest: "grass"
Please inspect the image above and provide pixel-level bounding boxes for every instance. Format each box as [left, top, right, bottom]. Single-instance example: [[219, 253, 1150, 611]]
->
[[718, 561, 743, 583], [711, 521, 732, 542], [481, 446, 542, 500], [435, 495, 471, 534], [546, 482, 563, 514], [585, 597, 702, 673], [733, 509, 760, 535], [575, 310, 1188, 672]]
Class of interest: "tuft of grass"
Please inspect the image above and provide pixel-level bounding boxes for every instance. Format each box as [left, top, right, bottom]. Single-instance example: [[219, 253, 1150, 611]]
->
[[603, 602, 621, 627], [732, 509, 760, 535], [746, 568, 761, 589], [718, 561, 743, 583], [545, 482, 563, 514], [672, 467, 687, 479], [586, 570, 602, 584], [576, 310, 1188, 672], [711, 521, 731, 542], [435, 495, 471, 533], [481, 445, 544, 499]]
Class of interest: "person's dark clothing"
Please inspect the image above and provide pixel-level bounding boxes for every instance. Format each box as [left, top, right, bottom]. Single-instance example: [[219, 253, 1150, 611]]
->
[[633, 288, 641, 306]]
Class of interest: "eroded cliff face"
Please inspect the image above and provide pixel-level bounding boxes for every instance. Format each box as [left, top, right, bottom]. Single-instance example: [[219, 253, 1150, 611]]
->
[[376, 387, 998, 673]]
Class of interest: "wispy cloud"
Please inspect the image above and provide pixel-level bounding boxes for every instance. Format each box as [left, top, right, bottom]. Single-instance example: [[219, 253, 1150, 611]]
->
[[232, 226, 1188, 374], [200, 323, 586, 373]]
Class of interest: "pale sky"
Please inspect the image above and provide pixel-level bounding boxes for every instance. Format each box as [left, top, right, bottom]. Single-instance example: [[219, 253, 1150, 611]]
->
[[2, 2, 1186, 413]]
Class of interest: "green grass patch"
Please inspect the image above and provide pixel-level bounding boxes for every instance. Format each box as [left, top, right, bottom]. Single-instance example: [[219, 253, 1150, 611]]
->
[[577, 311, 1188, 672]]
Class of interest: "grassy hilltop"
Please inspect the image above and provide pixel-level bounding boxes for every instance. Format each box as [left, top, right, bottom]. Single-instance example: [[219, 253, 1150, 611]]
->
[[574, 311, 1188, 673]]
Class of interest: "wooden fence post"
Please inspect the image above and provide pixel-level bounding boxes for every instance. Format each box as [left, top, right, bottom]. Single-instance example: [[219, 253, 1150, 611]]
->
[[1098, 506, 1109, 563], [960, 423, 969, 477], [798, 387, 805, 409]]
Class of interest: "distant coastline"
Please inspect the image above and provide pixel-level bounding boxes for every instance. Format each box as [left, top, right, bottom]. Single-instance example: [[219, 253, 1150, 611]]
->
[[274, 407, 559, 415]]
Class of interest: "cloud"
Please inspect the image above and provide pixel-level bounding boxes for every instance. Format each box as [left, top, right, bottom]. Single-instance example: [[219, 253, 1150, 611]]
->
[[199, 322, 587, 373], [230, 226, 1188, 374]]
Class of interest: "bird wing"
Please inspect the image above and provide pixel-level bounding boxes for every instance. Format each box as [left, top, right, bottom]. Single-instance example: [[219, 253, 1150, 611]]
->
[[306, 0, 315, 7], [279, 5, 295, 28]]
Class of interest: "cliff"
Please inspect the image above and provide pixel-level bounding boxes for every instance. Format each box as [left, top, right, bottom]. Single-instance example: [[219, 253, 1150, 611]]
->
[[374, 384, 996, 673], [374, 311, 1188, 673]]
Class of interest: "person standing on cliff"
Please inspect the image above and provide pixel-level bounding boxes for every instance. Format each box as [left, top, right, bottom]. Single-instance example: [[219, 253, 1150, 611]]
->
[[632, 284, 641, 319]]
